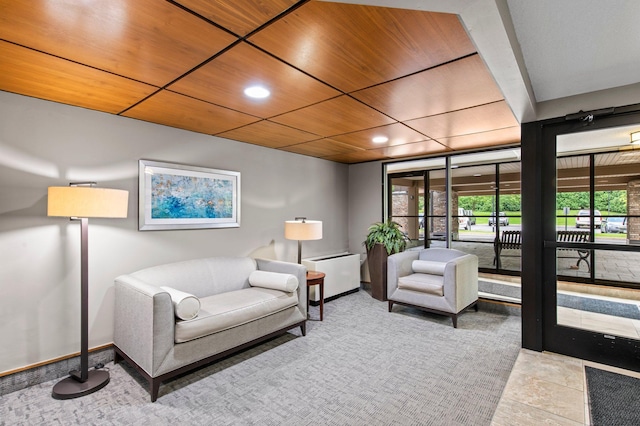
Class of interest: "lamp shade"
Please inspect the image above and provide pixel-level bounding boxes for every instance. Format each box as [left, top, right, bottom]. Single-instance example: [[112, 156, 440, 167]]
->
[[284, 220, 322, 241], [48, 186, 129, 218]]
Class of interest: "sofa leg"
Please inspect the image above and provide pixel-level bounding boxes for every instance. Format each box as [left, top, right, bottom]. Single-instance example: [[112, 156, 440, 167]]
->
[[388, 301, 394, 312], [300, 322, 306, 336], [150, 379, 160, 402], [451, 315, 458, 328]]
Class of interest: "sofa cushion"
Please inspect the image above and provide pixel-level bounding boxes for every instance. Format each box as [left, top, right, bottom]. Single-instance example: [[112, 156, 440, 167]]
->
[[174, 287, 298, 343], [160, 286, 200, 320], [412, 260, 446, 275], [398, 273, 444, 296], [249, 270, 298, 292]]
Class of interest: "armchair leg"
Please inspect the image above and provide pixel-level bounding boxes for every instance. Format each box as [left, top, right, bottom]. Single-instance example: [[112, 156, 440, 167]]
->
[[451, 315, 458, 328], [388, 301, 394, 312]]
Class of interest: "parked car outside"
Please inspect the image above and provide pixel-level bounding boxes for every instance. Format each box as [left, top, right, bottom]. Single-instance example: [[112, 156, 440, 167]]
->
[[603, 216, 627, 233], [575, 209, 602, 229], [465, 209, 476, 225], [457, 208, 470, 230], [488, 212, 509, 226]]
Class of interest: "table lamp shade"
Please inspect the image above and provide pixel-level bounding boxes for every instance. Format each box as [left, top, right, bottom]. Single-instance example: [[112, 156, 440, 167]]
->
[[48, 186, 129, 218], [284, 220, 322, 241]]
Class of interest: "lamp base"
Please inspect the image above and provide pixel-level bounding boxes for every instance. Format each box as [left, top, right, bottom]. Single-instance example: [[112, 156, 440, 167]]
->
[[52, 369, 109, 399]]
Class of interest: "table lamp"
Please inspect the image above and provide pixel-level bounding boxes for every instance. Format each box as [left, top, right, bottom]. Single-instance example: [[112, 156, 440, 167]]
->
[[48, 182, 128, 399], [284, 217, 323, 263]]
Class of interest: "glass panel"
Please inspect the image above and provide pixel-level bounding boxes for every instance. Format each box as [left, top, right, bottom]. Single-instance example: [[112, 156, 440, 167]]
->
[[426, 169, 446, 245], [557, 248, 640, 339], [556, 124, 640, 343], [497, 162, 522, 272], [389, 175, 423, 249], [450, 164, 499, 269]]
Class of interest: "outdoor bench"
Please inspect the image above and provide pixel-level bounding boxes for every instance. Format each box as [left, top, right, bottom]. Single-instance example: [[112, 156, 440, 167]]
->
[[493, 230, 591, 271]]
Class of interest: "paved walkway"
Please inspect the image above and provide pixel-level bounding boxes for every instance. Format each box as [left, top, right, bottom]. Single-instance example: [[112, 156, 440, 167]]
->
[[424, 230, 640, 285]]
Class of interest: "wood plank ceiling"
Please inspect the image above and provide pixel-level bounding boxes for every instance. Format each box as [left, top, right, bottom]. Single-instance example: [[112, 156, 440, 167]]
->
[[0, 0, 521, 164]]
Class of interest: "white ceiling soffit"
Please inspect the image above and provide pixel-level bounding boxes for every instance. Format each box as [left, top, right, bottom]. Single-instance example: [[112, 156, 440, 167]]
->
[[507, 0, 640, 103]]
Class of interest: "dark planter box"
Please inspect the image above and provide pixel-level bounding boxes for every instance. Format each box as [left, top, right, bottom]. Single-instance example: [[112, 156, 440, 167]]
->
[[367, 243, 389, 301]]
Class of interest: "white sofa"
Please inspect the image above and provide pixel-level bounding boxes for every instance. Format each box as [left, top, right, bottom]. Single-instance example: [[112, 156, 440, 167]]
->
[[114, 257, 307, 401]]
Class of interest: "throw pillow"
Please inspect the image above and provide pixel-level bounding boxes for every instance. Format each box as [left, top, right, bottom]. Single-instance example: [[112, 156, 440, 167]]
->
[[412, 260, 447, 275], [249, 270, 299, 292], [160, 286, 200, 320]]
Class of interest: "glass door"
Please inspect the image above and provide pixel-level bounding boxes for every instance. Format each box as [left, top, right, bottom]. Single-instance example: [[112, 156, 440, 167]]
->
[[542, 119, 640, 371]]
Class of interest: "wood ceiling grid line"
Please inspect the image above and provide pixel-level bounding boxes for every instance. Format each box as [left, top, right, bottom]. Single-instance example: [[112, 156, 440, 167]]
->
[[120, 1, 315, 117], [117, 39, 245, 116], [213, 118, 323, 139]]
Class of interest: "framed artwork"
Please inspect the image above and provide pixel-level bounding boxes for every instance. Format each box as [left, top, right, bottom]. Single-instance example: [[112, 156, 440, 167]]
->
[[138, 160, 240, 231]]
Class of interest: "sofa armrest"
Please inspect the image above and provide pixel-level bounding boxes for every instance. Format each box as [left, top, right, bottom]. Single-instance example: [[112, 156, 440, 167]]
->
[[387, 250, 420, 298], [255, 258, 307, 317], [443, 254, 478, 311], [114, 275, 175, 377]]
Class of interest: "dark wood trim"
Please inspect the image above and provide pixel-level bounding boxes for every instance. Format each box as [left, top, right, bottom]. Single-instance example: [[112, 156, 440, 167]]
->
[[388, 299, 478, 328], [114, 320, 306, 402], [309, 287, 359, 306]]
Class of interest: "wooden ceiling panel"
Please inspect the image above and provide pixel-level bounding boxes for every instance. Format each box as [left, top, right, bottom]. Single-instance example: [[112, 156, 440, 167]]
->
[[323, 150, 391, 164], [249, 2, 476, 92], [330, 123, 430, 150], [169, 42, 340, 118], [352, 55, 505, 122], [437, 127, 521, 150], [174, 0, 299, 36], [0, 41, 156, 114], [0, 0, 235, 86], [376, 140, 450, 159], [271, 96, 395, 137], [218, 120, 320, 148], [280, 138, 364, 157], [122, 90, 259, 135], [0, 1, 522, 164], [406, 101, 518, 139]]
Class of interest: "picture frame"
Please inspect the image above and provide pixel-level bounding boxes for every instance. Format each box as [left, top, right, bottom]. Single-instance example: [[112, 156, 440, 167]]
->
[[138, 160, 240, 231]]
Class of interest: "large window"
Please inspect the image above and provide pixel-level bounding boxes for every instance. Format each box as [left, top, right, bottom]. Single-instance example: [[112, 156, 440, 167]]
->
[[385, 148, 522, 275]]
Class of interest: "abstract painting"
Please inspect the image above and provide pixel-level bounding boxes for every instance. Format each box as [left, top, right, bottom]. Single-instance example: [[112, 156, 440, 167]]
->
[[139, 160, 240, 230]]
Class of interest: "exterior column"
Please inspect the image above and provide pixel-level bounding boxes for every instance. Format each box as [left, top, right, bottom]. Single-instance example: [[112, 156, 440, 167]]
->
[[628, 180, 640, 245]]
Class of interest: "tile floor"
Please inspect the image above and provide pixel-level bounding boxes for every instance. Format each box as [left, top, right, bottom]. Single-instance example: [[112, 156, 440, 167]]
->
[[492, 349, 640, 425], [487, 280, 640, 425]]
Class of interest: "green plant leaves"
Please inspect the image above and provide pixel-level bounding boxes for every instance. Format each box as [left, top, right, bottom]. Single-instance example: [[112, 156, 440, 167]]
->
[[364, 219, 407, 254]]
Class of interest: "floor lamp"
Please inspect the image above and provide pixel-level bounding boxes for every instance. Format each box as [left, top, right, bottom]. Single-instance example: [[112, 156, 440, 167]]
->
[[48, 183, 129, 399], [284, 217, 323, 263]]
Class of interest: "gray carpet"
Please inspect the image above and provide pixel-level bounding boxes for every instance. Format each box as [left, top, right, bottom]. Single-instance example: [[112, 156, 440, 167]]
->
[[0, 291, 521, 425], [585, 366, 640, 425]]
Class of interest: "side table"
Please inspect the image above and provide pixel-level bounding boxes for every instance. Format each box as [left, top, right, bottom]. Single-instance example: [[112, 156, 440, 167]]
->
[[306, 271, 325, 321]]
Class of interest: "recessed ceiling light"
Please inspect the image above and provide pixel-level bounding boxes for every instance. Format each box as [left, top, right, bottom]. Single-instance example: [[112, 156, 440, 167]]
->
[[372, 136, 388, 144], [244, 86, 270, 99]]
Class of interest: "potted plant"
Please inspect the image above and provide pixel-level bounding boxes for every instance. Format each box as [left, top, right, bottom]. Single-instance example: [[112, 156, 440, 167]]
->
[[364, 220, 408, 301]]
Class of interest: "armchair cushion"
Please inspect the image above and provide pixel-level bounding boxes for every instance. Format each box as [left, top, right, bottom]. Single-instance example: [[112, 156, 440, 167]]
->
[[398, 273, 444, 296], [160, 286, 200, 320], [412, 260, 447, 275]]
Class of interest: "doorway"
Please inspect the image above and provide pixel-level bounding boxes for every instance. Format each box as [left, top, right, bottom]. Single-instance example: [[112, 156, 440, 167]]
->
[[526, 111, 640, 371]]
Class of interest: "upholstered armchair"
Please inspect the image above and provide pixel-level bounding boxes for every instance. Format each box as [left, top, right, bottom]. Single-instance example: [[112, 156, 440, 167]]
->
[[387, 248, 478, 328]]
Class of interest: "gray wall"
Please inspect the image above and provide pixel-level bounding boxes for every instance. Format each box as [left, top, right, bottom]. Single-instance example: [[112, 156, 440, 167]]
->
[[348, 161, 384, 281], [0, 91, 352, 373]]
